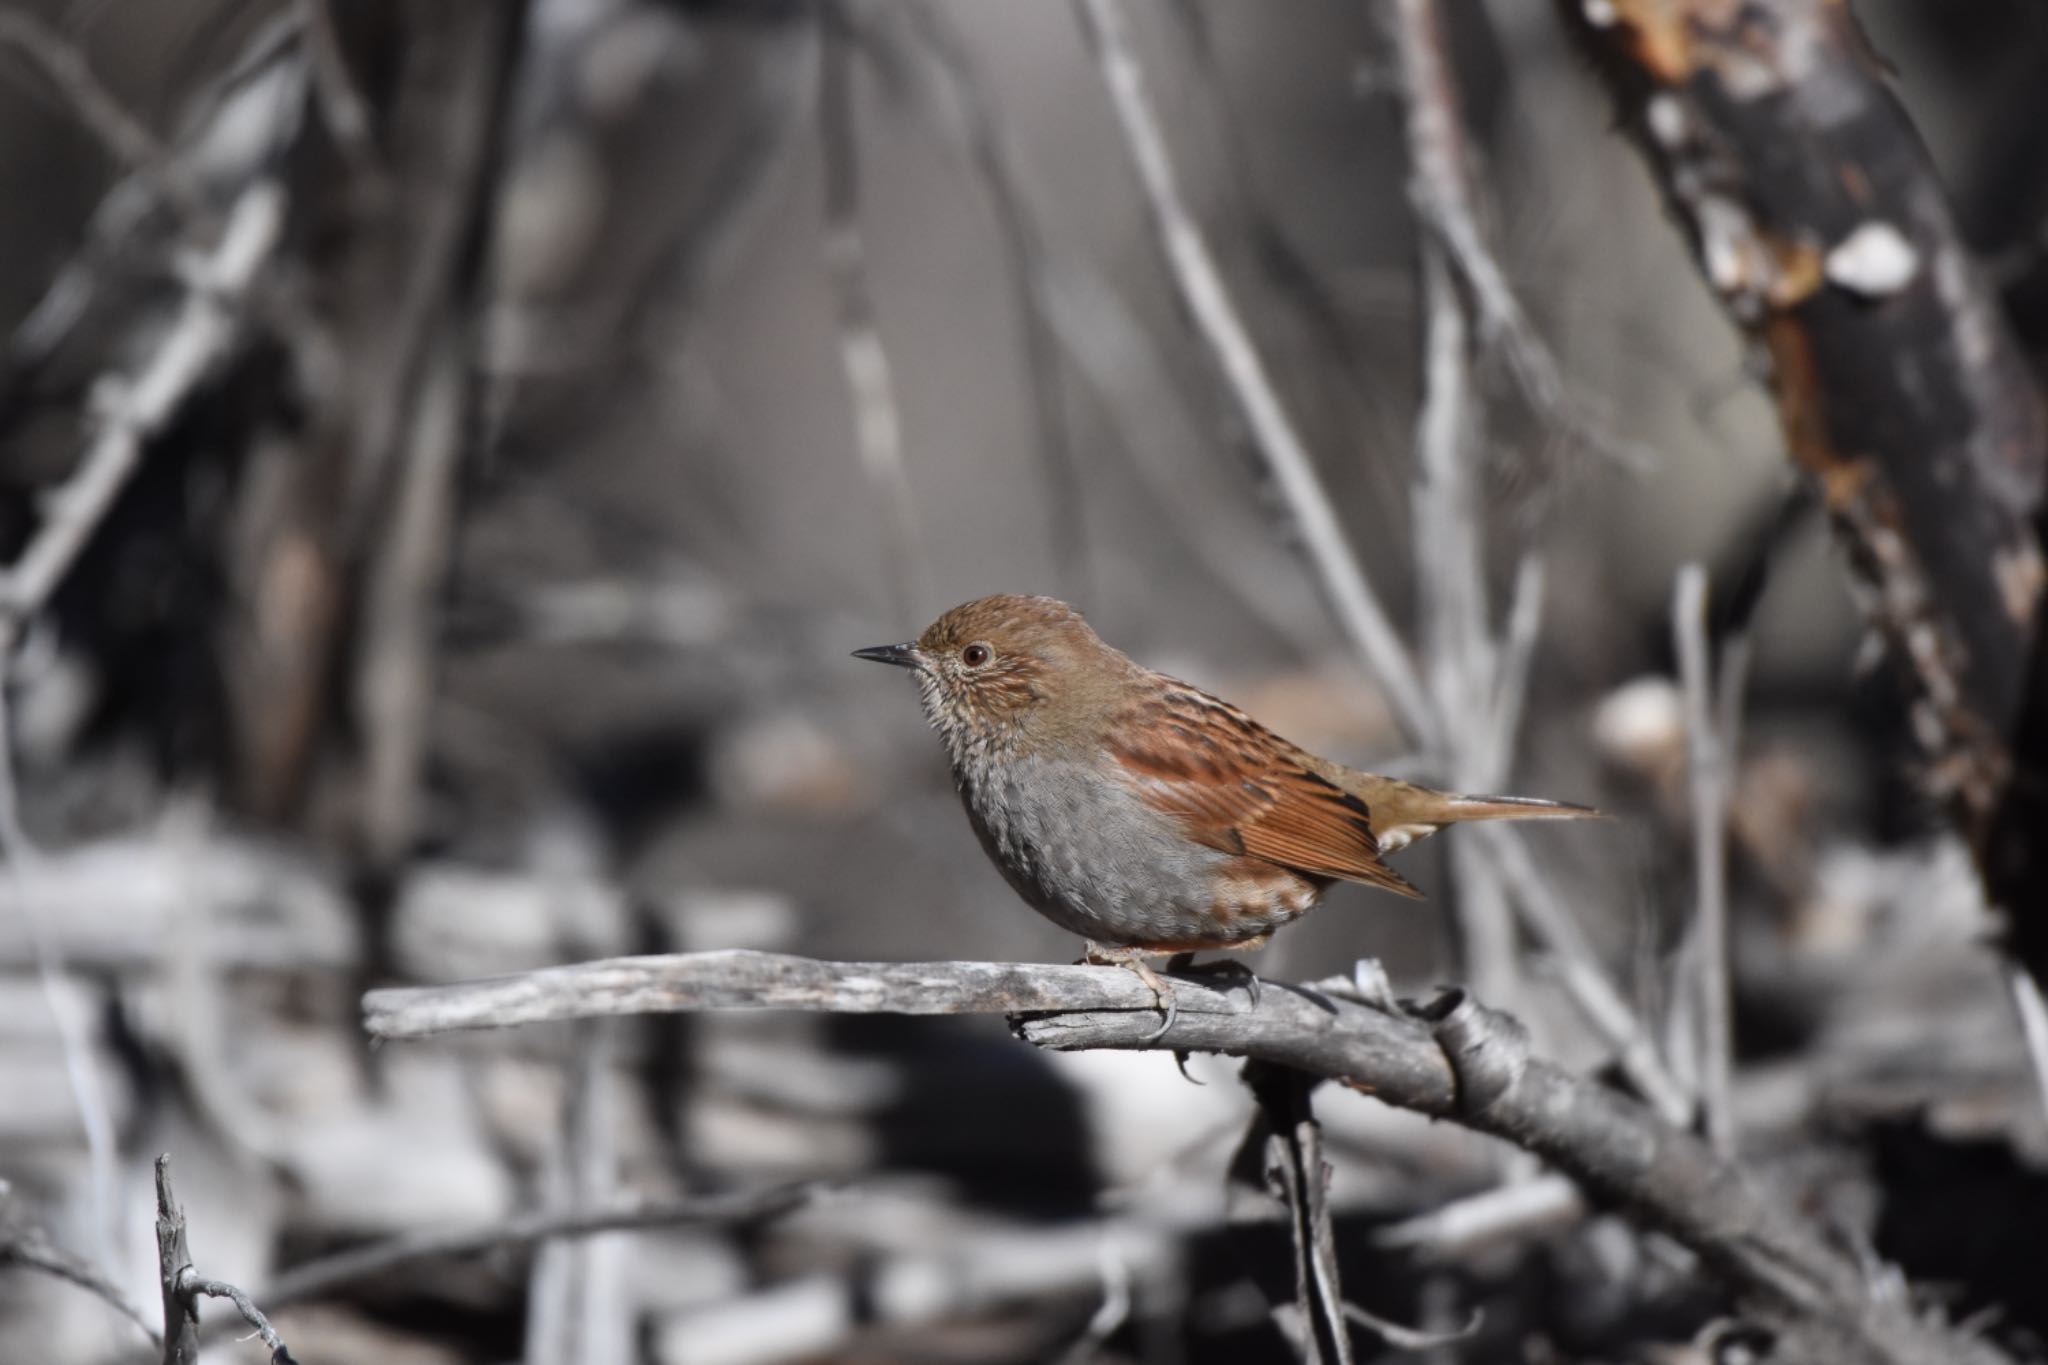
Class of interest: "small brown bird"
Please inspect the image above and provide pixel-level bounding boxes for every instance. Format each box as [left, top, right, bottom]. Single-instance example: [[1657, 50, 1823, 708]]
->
[[856, 595, 1597, 1032]]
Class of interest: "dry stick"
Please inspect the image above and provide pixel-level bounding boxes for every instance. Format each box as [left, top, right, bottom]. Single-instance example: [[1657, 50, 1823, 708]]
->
[[1484, 553, 1545, 782], [1470, 827, 1692, 1126], [156, 1155, 300, 1365], [292, 0, 376, 168], [1071, 0, 1438, 751], [819, 4, 932, 626], [1371, 1172, 1583, 1259], [0, 182, 286, 624], [0, 1219, 161, 1346], [1672, 565, 1735, 1154], [526, 1020, 626, 1365], [1377, 0, 1638, 471], [1412, 234, 1516, 1003], [0, 10, 203, 219], [358, 338, 465, 869], [361, 950, 1996, 1365], [262, 1184, 824, 1309], [1239, 1063, 1355, 1364], [2003, 965, 2048, 1130]]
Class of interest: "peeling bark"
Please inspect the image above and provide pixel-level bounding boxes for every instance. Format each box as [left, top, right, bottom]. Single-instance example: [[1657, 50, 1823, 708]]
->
[[1564, 0, 2048, 949]]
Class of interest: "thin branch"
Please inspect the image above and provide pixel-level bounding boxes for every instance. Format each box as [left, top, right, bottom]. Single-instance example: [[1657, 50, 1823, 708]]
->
[[1237, 1063, 1354, 1363], [1673, 564, 1735, 1154], [0, 1218, 161, 1346], [1477, 825, 1694, 1127], [361, 950, 1998, 1365], [156, 1158, 200, 1365], [292, 0, 376, 168], [1379, 0, 1640, 471], [157, 1155, 299, 1364], [0, 11, 179, 195], [0, 181, 286, 625], [819, 2, 931, 624], [2005, 963, 2048, 1134], [1372, 1172, 1583, 1259], [1485, 553, 1546, 780], [1071, 0, 1438, 750], [525, 1020, 624, 1365], [179, 1273, 298, 1364], [1412, 233, 1514, 1000], [264, 1183, 823, 1308]]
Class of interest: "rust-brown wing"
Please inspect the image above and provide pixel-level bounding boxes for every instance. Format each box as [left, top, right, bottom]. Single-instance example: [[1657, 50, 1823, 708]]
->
[[1104, 685, 1422, 898]]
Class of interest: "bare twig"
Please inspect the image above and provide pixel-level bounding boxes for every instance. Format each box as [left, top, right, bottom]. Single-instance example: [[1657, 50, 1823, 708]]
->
[[1485, 553, 1546, 781], [357, 336, 465, 868], [157, 1155, 299, 1364], [179, 1273, 298, 1364], [819, 2, 931, 624], [1478, 826, 1694, 1127], [293, 0, 376, 167], [0, 10, 183, 201], [1412, 234, 1516, 1000], [2005, 963, 2048, 1133], [526, 1020, 627, 1365], [0, 1217, 161, 1346], [0, 181, 286, 626], [1237, 1063, 1354, 1363], [1372, 1172, 1583, 1259], [1673, 565, 1735, 1153], [1379, 0, 1639, 471], [156, 1158, 201, 1365], [1071, 0, 1437, 749], [263, 1183, 826, 1308], [362, 950, 1998, 1364]]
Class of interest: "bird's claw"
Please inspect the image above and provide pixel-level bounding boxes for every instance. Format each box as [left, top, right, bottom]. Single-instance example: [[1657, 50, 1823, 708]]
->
[[1085, 943, 1178, 1041]]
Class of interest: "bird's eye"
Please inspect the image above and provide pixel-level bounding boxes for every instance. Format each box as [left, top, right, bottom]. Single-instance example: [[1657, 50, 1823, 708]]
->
[[961, 643, 992, 668]]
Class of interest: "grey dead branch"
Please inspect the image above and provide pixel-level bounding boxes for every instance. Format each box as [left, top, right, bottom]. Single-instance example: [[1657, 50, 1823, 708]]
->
[[364, 946, 2006, 1364]]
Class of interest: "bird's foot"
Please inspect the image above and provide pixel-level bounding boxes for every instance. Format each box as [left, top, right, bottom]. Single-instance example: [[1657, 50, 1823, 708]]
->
[[1165, 952, 1262, 1008], [1082, 943, 1177, 1042]]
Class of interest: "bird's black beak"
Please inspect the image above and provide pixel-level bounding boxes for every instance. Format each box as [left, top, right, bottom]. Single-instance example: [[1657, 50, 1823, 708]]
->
[[852, 642, 920, 669]]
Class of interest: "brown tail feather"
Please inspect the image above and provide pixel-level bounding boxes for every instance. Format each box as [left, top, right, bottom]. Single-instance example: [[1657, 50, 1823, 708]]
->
[[1436, 793, 1604, 823], [1318, 769, 1603, 854]]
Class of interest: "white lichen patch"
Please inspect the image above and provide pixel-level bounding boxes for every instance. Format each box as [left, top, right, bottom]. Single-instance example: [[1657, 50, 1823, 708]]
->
[[1697, 194, 1758, 299], [1824, 221, 1919, 298], [1646, 92, 1688, 148]]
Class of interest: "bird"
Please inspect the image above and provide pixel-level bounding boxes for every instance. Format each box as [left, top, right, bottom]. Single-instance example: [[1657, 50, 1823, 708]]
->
[[855, 594, 1599, 1036]]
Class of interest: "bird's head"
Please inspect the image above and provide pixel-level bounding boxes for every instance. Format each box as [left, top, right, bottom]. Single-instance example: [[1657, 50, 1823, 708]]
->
[[854, 594, 1122, 761]]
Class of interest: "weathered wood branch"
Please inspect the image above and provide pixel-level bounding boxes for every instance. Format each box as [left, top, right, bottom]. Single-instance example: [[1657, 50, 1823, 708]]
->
[[1561, 0, 2047, 942], [156, 1155, 298, 1365], [365, 950, 2003, 1363]]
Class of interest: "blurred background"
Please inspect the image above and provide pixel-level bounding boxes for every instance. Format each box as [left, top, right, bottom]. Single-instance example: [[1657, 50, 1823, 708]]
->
[[0, 1, 2044, 1361]]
